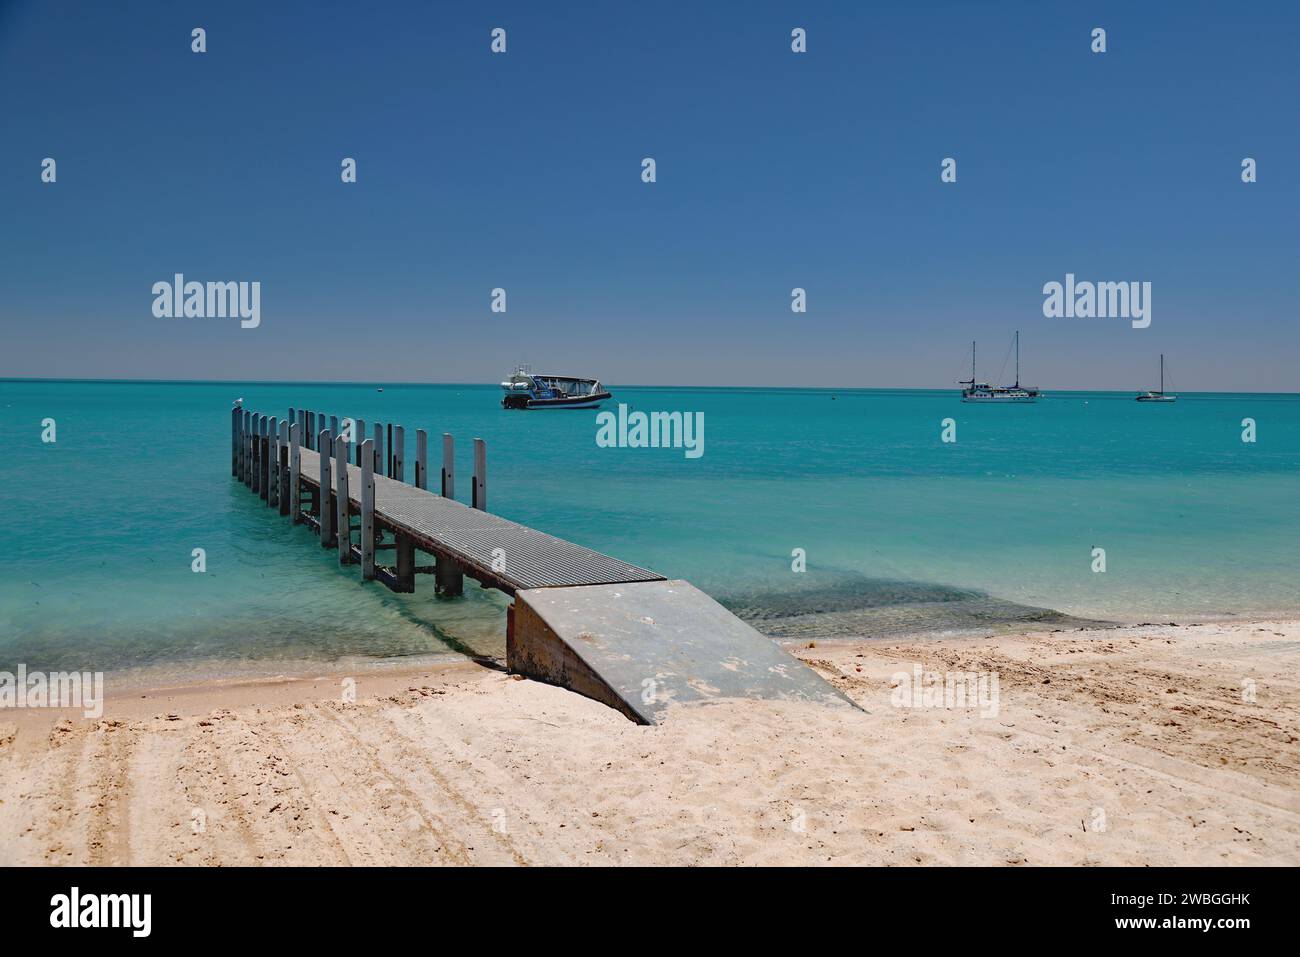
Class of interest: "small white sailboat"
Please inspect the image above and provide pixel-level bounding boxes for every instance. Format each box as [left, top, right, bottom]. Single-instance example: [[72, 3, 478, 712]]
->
[[1136, 354, 1177, 402]]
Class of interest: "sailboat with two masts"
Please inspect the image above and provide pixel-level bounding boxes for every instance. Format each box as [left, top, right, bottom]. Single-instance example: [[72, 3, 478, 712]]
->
[[959, 331, 1040, 403], [1136, 354, 1177, 402]]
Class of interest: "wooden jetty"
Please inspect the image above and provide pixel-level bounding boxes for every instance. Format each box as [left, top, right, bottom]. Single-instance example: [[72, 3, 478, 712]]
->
[[230, 404, 854, 724]]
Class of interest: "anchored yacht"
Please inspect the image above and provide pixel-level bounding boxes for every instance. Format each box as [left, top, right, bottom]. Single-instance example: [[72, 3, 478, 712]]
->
[[959, 332, 1040, 403], [1136, 354, 1177, 402]]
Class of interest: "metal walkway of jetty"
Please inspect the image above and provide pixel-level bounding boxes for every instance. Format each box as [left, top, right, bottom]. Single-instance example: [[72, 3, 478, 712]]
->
[[232, 405, 855, 724], [296, 447, 663, 593]]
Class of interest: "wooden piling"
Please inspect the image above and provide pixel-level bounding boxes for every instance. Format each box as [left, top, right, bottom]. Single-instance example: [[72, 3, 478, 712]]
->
[[415, 429, 428, 490], [306, 411, 316, 451], [247, 412, 256, 487], [442, 433, 454, 499], [473, 438, 487, 511], [387, 423, 393, 478], [319, 429, 334, 546], [258, 416, 269, 499], [355, 419, 366, 466], [360, 440, 375, 579], [268, 417, 279, 509], [235, 408, 244, 478], [393, 426, 406, 482], [231, 407, 241, 476], [266, 417, 273, 501], [273, 418, 285, 510], [278, 421, 291, 517], [329, 415, 339, 438], [241, 408, 250, 486], [335, 433, 351, 564], [270, 419, 278, 506], [290, 422, 301, 523], [373, 422, 384, 476]]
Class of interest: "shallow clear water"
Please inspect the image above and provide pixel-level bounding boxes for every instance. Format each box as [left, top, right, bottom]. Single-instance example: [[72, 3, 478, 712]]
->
[[2, 380, 1297, 677]]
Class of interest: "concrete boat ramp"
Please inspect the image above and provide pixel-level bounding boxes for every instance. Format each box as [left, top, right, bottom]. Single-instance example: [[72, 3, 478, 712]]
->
[[511, 580, 856, 724], [234, 405, 854, 725]]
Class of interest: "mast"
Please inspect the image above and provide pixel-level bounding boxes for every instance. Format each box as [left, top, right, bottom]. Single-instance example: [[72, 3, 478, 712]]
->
[[972, 341, 976, 383], [1014, 331, 1020, 388], [1159, 354, 1164, 394]]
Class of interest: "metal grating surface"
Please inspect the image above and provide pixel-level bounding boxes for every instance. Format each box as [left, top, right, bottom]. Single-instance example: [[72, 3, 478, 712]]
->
[[297, 448, 664, 590]]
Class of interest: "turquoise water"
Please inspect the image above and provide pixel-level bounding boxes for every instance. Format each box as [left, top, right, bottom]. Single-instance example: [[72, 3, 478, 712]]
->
[[2, 380, 1297, 678]]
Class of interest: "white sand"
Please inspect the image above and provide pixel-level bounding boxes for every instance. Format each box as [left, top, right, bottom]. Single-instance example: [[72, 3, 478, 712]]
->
[[1, 619, 1297, 866]]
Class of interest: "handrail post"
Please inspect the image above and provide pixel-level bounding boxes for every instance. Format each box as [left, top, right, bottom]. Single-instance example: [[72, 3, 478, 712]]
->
[[415, 429, 428, 490], [472, 438, 486, 511], [441, 433, 454, 499]]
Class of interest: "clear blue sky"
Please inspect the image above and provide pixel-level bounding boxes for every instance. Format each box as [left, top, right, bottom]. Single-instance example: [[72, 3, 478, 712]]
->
[[2, 0, 1296, 390]]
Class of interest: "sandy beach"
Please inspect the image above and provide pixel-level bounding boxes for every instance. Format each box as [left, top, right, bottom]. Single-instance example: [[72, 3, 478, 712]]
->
[[1, 619, 1296, 867]]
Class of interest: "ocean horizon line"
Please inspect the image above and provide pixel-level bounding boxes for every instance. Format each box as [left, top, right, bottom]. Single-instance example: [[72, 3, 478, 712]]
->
[[4, 375, 1299, 398]]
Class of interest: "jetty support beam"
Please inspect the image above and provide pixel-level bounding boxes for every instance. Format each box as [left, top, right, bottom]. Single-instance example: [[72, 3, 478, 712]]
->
[[435, 557, 464, 596]]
